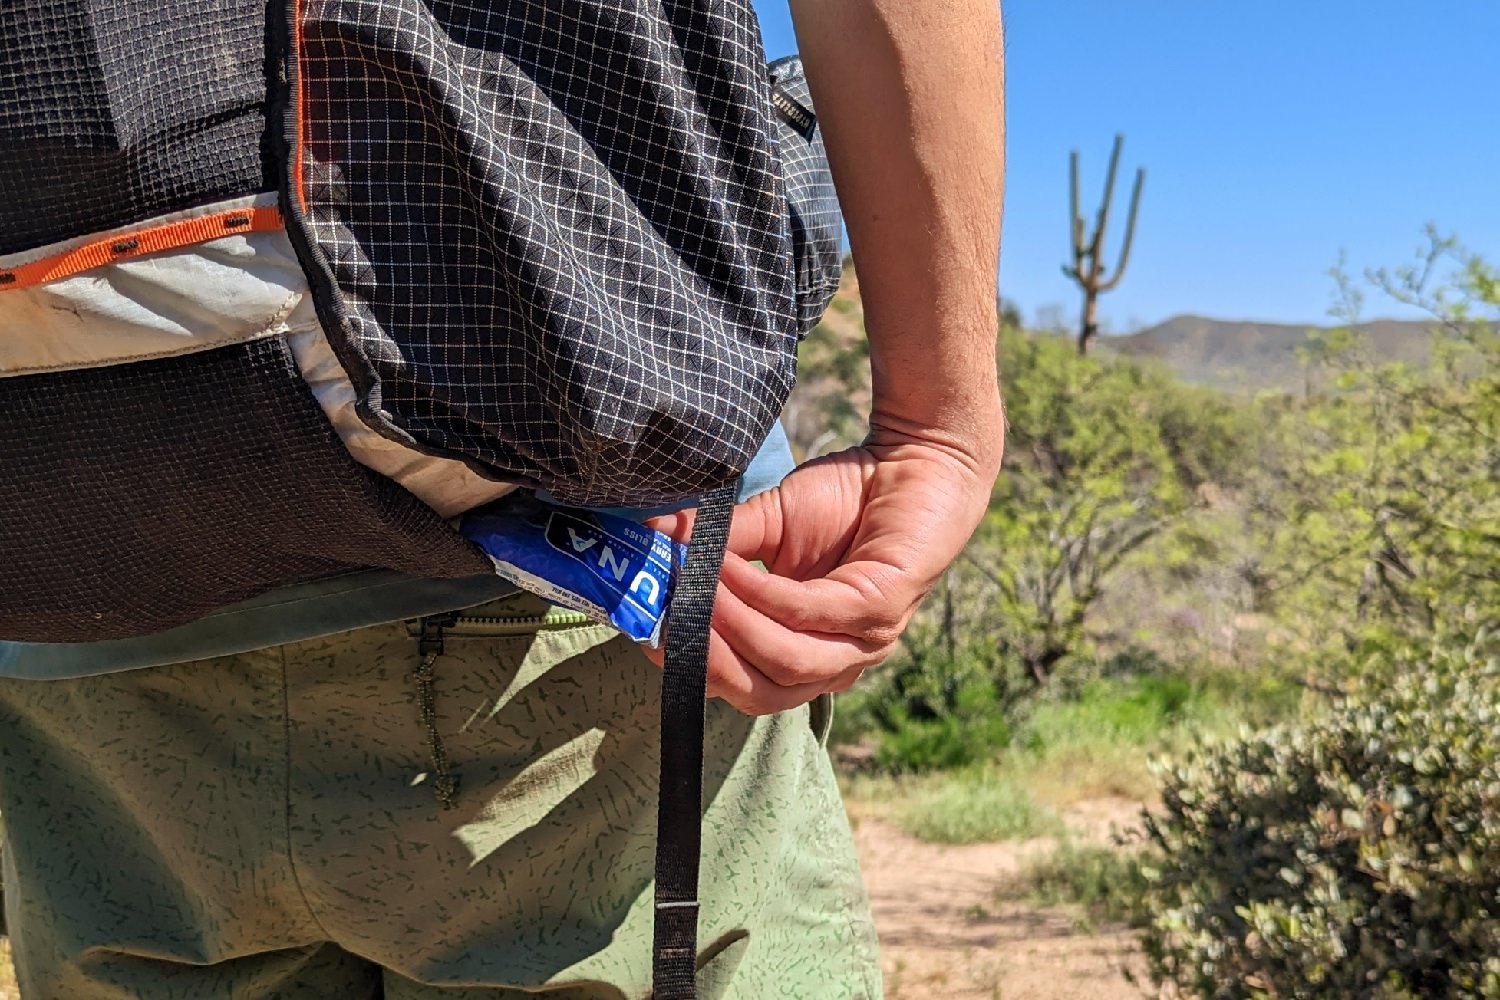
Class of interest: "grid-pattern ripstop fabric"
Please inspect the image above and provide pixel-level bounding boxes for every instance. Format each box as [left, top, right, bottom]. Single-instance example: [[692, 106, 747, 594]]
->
[[289, 0, 829, 508], [0, 337, 492, 643], [0, 0, 274, 255]]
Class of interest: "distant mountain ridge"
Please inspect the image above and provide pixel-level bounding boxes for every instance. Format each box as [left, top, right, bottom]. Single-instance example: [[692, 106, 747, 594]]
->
[[1099, 315, 1439, 393]]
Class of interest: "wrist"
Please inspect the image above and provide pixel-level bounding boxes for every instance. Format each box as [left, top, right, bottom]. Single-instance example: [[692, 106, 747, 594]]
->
[[867, 392, 1006, 480], [864, 306, 1004, 460]]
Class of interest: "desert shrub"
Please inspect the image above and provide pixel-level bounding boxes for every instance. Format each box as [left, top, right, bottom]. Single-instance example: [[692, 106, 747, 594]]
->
[[1247, 235, 1498, 669], [862, 630, 1027, 773], [970, 327, 1255, 685], [1012, 841, 1151, 926], [1139, 629, 1500, 999], [871, 692, 1013, 773]]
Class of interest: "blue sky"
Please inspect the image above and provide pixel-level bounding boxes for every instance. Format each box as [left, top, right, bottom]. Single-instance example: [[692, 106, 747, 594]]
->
[[753, 1, 1500, 330]]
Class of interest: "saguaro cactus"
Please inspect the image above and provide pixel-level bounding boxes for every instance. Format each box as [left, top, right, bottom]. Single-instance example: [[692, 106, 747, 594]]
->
[[1064, 134, 1144, 355]]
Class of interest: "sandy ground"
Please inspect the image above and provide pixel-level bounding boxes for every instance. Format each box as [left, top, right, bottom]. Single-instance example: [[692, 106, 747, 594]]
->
[[853, 798, 1154, 1000]]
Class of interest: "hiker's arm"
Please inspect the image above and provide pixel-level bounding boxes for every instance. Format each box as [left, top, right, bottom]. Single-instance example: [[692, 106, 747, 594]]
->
[[652, 0, 1006, 714]]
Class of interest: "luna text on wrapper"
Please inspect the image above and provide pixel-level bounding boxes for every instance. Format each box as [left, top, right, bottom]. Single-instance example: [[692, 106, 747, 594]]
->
[[460, 494, 688, 646]]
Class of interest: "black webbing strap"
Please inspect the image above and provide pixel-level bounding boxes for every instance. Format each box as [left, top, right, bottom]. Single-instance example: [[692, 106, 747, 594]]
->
[[652, 482, 737, 1000]]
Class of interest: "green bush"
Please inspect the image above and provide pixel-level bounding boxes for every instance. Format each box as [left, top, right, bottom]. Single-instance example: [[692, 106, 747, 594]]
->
[[872, 708, 1011, 773], [862, 631, 1025, 773], [1013, 841, 1150, 926], [1139, 630, 1500, 999], [872, 679, 1013, 772]]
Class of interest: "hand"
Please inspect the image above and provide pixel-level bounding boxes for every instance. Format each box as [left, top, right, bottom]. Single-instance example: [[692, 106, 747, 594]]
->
[[647, 421, 1002, 715]]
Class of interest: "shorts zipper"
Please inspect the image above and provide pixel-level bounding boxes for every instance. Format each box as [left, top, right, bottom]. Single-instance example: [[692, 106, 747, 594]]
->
[[412, 611, 460, 810], [407, 606, 600, 811], [405, 607, 596, 638]]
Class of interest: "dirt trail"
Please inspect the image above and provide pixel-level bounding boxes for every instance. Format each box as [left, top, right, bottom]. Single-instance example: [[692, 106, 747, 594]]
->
[[852, 798, 1152, 1000]]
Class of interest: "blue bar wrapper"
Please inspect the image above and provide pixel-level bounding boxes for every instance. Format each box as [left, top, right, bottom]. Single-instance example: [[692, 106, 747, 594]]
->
[[459, 494, 688, 647]]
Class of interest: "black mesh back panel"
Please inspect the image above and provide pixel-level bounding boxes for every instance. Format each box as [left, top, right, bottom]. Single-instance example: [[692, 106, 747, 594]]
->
[[285, 0, 803, 508], [0, 0, 274, 254], [0, 337, 491, 643]]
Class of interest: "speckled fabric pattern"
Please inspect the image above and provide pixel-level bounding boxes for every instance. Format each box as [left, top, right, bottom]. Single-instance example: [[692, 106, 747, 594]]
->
[[0, 595, 880, 999]]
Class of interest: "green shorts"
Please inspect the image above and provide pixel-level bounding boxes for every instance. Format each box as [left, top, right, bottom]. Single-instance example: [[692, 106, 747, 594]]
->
[[0, 594, 881, 999]]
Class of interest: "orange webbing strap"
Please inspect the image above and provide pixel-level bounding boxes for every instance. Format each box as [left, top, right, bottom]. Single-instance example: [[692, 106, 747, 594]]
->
[[0, 205, 284, 292], [290, 0, 309, 212]]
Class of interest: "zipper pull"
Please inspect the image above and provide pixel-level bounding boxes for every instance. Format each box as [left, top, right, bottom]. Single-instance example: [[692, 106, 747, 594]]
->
[[413, 611, 461, 810], [418, 611, 459, 658]]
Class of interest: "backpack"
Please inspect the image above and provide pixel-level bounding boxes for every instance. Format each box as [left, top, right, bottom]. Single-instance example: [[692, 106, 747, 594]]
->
[[0, 3, 842, 996]]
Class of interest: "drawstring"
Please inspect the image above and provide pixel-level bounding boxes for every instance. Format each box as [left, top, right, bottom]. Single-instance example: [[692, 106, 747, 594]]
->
[[414, 612, 459, 809]]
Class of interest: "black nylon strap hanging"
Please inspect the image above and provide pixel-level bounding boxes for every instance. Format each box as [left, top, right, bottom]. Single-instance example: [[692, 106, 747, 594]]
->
[[652, 482, 738, 1000]]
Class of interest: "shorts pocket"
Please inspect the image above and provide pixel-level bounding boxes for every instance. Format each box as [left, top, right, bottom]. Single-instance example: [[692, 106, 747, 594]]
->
[[808, 692, 836, 747]]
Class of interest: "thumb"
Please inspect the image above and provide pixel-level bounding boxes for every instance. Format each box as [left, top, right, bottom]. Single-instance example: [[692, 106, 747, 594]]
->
[[644, 485, 787, 563]]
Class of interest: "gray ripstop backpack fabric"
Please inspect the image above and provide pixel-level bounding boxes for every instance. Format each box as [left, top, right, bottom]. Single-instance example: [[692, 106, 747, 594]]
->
[[285, 0, 841, 507]]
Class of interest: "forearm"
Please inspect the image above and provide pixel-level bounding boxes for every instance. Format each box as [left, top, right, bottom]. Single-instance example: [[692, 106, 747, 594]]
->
[[788, 0, 1007, 470]]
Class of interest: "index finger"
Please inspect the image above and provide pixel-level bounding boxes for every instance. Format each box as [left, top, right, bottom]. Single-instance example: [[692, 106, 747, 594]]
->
[[719, 551, 916, 645]]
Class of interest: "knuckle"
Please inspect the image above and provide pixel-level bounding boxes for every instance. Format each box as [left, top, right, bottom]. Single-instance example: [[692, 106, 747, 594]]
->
[[762, 660, 824, 687], [859, 618, 907, 647], [844, 599, 909, 647]]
